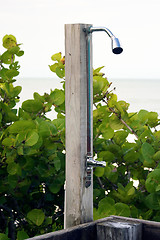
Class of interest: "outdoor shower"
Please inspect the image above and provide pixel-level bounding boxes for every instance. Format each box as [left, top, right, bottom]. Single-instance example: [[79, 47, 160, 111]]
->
[[84, 26, 123, 188]]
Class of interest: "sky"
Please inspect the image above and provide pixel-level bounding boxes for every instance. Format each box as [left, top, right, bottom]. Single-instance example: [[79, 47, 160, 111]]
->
[[0, 0, 160, 80]]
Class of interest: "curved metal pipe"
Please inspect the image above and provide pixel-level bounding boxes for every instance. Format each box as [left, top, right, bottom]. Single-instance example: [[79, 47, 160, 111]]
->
[[88, 26, 114, 37], [87, 26, 123, 54]]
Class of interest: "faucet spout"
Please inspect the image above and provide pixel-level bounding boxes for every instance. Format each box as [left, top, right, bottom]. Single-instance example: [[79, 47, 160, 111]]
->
[[86, 26, 123, 54]]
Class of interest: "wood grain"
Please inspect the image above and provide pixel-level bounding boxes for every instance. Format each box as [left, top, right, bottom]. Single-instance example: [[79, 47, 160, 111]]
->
[[64, 24, 93, 228]]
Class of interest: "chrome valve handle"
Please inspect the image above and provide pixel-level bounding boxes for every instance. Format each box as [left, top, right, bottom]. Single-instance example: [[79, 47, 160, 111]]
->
[[85, 156, 106, 188]]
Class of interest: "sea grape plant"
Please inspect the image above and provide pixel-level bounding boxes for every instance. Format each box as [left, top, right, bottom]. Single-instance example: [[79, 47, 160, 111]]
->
[[0, 36, 65, 239], [1, 35, 160, 239]]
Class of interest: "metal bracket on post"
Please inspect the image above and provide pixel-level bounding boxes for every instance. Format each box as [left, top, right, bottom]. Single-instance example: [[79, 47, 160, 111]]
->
[[85, 156, 106, 188]]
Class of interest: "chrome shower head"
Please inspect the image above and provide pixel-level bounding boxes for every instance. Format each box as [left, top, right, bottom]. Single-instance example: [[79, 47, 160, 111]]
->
[[111, 37, 123, 54], [87, 26, 123, 55]]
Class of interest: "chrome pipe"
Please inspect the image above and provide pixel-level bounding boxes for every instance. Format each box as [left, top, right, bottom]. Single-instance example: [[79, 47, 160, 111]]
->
[[86, 26, 123, 55]]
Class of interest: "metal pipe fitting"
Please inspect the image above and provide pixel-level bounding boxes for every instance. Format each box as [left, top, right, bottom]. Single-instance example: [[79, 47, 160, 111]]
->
[[86, 26, 123, 54]]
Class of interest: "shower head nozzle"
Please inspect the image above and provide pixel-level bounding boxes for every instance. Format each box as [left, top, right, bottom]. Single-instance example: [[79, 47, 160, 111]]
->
[[111, 37, 123, 54]]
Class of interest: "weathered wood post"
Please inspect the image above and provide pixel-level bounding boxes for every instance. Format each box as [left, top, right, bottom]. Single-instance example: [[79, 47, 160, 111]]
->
[[64, 24, 93, 228]]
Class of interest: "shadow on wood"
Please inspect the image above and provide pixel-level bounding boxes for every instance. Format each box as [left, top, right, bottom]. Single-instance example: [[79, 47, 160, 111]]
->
[[26, 215, 160, 240]]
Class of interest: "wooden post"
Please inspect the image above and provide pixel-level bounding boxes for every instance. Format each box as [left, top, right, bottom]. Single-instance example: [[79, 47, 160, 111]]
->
[[97, 221, 142, 240], [64, 23, 93, 228]]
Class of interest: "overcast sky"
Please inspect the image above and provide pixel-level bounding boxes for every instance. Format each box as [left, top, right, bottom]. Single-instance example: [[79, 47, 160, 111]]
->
[[1, 0, 160, 79]]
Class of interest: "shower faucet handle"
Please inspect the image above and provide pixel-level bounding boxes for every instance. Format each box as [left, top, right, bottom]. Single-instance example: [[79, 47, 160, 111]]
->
[[86, 156, 106, 168], [85, 156, 106, 188]]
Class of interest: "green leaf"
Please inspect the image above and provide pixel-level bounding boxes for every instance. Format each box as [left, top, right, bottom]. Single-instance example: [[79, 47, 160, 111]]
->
[[52, 118, 65, 130], [115, 203, 130, 217], [108, 94, 117, 108], [51, 52, 62, 61], [124, 150, 139, 163], [109, 115, 124, 130], [94, 167, 105, 177], [138, 109, 149, 124], [113, 130, 128, 145], [50, 89, 65, 105], [39, 121, 57, 137], [98, 197, 116, 216], [16, 50, 24, 57], [117, 100, 130, 111], [127, 187, 135, 196], [54, 157, 61, 171], [25, 131, 39, 146], [27, 209, 45, 226], [8, 120, 36, 133], [49, 63, 59, 72], [8, 175, 18, 188], [102, 126, 114, 140], [3, 34, 17, 49], [12, 86, 22, 97], [17, 230, 29, 240], [45, 217, 52, 225], [141, 142, 155, 163], [93, 66, 104, 75], [2, 137, 15, 147], [148, 112, 158, 127], [145, 193, 160, 210], [34, 92, 45, 103], [104, 166, 118, 183], [8, 46, 20, 54], [156, 185, 160, 192], [22, 99, 43, 113], [153, 151, 160, 161], [93, 189, 102, 202], [93, 76, 109, 95], [145, 169, 160, 193], [7, 162, 20, 175], [6, 69, 19, 78], [99, 151, 115, 162], [0, 51, 13, 64], [49, 182, 62, 194], [0, 233, 9, 240], [55, 67, 65, 78]]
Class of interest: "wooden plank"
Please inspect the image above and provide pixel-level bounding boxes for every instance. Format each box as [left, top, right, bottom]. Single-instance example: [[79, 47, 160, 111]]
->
[[64, 23, 93, 228], [26, 221, 97, 240]]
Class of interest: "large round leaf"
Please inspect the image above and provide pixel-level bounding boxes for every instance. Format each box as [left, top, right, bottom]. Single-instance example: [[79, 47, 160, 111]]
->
[[22, 99, 43, 113], [39, 121, 57, 137], [3, 34, 17, 49], [102, 126, 114, 140], [98, 197, 116, 216], [50, 89, 65, 105], [27, 209, 45, 226], [8, 120, 36, 133], [17, 230, 29, 240], [24, 131, 39, 146], [115, 203, 130, 217], [145, 193, 160, 210]]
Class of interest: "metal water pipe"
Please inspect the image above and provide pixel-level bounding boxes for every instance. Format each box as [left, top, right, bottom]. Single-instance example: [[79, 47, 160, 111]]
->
[[84, 26, 123, 188]]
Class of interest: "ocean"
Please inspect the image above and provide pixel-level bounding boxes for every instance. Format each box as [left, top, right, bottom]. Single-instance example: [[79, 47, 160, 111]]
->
[[15, 77, 160, 119]]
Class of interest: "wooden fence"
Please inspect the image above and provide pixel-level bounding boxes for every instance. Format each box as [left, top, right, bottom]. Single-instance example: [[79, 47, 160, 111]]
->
[[26, 216, 160, 240]]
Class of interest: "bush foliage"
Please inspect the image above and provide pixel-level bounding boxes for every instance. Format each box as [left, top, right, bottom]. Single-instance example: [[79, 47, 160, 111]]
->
[[1, 35, 160, 239]]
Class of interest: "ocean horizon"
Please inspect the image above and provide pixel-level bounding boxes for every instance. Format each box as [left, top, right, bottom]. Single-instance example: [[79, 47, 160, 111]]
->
[[15, 77, 160, 119]]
